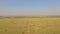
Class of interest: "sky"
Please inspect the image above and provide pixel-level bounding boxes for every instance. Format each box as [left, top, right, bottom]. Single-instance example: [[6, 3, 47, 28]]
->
[[0, 0, 60, 16]]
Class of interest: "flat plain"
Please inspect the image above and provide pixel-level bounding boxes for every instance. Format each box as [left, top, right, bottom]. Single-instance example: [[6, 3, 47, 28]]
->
[[0, 17, 60, 34]]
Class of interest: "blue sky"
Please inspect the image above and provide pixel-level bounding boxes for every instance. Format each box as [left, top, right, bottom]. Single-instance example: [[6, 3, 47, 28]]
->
[[0, 0, 60, 16]]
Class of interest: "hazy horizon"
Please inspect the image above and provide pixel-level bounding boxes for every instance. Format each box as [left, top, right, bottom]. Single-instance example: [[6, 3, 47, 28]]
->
[[0, 0, 60, 16]]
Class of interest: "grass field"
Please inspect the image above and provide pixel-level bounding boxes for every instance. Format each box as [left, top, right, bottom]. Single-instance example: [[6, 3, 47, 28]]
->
[[0, 17, 60, 34]]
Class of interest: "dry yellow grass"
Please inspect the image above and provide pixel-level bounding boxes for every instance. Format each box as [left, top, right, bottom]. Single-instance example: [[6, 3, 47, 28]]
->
[[0, 17, 60, 34]]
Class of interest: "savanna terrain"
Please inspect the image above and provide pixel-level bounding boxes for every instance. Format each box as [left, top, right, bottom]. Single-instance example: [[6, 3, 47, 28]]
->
[[0, 17, 60, 34]]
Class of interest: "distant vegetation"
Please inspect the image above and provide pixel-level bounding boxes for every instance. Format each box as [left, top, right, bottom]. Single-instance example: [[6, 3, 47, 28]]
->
[[0, 16, 60, 19]]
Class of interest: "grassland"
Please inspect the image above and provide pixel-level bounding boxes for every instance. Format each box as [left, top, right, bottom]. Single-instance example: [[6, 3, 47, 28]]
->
[[0, 17, 60, 34]]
